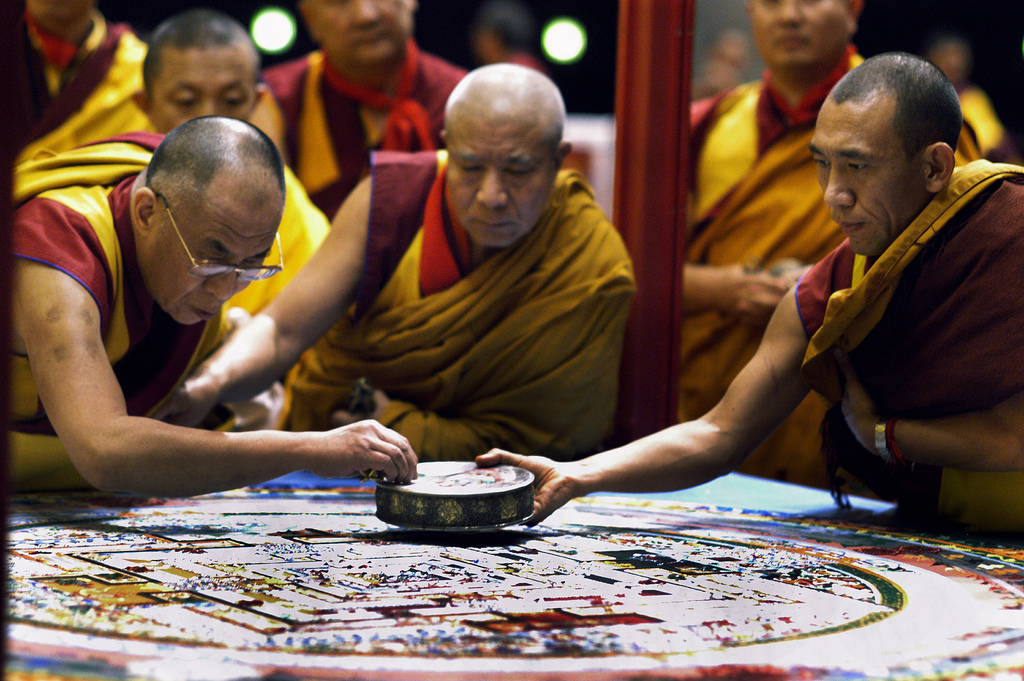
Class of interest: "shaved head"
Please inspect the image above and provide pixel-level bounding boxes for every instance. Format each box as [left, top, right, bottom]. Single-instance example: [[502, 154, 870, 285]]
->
[[445, 63, 566, 152], [147, 115, 284, 215]]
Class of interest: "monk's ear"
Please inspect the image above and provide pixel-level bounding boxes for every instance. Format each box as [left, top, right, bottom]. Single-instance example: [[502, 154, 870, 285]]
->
[[133, 89, 151, 117], [922, 142, 955, 193], [555, 141, 572, 167], [132, 186, 160, 236]]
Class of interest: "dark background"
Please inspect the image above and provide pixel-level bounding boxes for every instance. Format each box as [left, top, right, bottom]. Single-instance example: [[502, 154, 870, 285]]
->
[[96, 1, 1024, 134]]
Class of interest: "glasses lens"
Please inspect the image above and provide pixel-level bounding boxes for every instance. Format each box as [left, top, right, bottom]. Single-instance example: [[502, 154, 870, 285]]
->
[[191, 263, 235, 278], [237, 266, 281, 282]]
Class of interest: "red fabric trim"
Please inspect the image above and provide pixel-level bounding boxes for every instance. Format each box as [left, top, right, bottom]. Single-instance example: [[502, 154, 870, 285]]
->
[[419, 166, 470, 296], [321, 39, 435, 152], [27, 23, 131, 143], [24, 8, 80, 70], [757, 45, 856, 154]]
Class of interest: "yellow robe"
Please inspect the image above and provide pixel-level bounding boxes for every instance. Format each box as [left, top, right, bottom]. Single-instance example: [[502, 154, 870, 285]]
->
[[682, 82, 844, 488], [10, 139, 227, 490], [18, 15, 150, 165], [284, 168, 636, 462], [802, 161, 1024, 531]]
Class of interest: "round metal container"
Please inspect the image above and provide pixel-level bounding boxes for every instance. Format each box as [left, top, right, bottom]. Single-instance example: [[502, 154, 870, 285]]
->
[[375, 461, 534, 530]]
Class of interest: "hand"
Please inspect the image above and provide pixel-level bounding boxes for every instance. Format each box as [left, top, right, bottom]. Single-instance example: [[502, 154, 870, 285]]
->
[[476, 449, 580, 524], [313, 420, 417, 484], [725, 264, 790, 326], [330, 389, 391, 427], [152, 372, 222, 427], [835, 348, 879, 452], [152, 306, 253, 427]]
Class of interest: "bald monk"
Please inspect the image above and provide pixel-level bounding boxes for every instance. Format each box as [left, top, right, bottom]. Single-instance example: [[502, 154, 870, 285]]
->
[[157, 65, 636, 463], [134, 8, 329, 316], [18, 0, 150, 163], [255, 0, 466, 218], [11, 116, 416, 494]]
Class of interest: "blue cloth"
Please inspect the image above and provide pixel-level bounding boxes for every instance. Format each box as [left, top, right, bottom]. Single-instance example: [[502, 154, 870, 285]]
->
[[253, 471, 894, 517]]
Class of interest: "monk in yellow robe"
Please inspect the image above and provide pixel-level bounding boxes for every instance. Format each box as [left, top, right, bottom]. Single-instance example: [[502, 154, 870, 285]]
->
[[157, 65, 635, 464], [682, 0, 979, 488], [254, 0, 466, 218], [11, 118, 416, 494], [17, 0, 149, 164], [481, 53, 1024, 533]]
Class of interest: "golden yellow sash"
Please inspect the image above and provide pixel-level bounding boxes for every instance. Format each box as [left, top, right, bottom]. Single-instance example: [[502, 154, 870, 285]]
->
[[800, 160, 1024, 404]]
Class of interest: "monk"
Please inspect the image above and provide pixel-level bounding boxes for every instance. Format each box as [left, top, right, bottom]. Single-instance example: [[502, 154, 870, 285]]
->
[[255, 0, 466, 218], [134, 8, 329, 317], [479, 53, 1024, 533], [17, 0, 150, 164], [11, 116, 416, 494], [157, 65, 636, 463], [681, 0, 979, 488]]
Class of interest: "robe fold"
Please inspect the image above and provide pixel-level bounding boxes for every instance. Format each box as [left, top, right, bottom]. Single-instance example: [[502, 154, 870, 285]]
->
[[283, 151, 636, 462], [797, 160, 1024, 531], [10, 134, 227, 490]]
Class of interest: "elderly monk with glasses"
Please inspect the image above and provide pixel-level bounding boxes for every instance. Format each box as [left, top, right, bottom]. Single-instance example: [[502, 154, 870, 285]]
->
[[10, 116, 417, 495]]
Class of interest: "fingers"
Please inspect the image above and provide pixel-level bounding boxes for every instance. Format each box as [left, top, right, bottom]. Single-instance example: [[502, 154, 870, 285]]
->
[[357, 421, 417, 484], [475, 449, 524, 468]]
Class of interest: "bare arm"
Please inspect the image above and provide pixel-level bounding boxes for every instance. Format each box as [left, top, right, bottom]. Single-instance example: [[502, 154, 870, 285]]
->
[[837, 350, 1024, 471], [683, 262, 791, 326], [478, 290, 811, 521], [14, 248, 415, 497], [157, 177, 374, 425]]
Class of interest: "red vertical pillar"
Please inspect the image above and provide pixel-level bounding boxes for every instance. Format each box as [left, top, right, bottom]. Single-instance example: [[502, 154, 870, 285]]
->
[[612, 0, 694, 443]]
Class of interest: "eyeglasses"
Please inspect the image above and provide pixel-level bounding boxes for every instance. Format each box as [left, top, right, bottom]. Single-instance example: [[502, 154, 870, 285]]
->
[[153, 189, 283, 282]]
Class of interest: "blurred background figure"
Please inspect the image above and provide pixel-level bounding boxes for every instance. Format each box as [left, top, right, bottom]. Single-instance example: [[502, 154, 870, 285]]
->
[[256, 0, 466, 219], [18, 0, 149, 163], [691, 27, 752, 100], [469, 0, 549, 75], [923, 30, 1021, 163]]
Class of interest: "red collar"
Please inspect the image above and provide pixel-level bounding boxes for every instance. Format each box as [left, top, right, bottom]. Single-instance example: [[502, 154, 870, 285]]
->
[[25, 9, 85, 70], [765, 44, 856, 128]]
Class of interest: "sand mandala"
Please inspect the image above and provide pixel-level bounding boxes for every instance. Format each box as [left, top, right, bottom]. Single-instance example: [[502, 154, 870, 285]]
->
[[7, 486, 1024, 680]]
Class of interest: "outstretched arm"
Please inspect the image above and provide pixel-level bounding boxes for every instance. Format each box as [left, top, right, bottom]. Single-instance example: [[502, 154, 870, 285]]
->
[[13, 257, 416, 496], [479, 289, 812, 522], [157, 177, 375, 426]]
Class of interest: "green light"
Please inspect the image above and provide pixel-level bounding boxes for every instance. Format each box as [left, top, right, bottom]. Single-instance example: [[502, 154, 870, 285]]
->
[[542, 17, 587, 65], [251, 7, 296, 55]]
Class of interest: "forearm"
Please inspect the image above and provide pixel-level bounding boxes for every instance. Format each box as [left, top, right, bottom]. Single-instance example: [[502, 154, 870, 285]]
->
[[194, 314, 304, 403], [64, 416, 323, 495], [682, 263, 732, 313], [568, 419, 742, 497], [862, 401, 1024, 472]]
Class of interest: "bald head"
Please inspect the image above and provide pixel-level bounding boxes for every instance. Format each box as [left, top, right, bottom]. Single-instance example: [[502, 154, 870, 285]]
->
[[445, 64, 566, 153], [147, 116, 284, 215]]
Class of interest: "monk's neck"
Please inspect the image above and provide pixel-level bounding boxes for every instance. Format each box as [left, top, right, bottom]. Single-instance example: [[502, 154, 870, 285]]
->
[[769, 63, 836, 110], [328, 55, 405, 95]]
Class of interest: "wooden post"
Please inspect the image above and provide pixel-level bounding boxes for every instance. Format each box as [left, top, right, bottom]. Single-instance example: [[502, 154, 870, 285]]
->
[[612, 0, 694, 443]]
